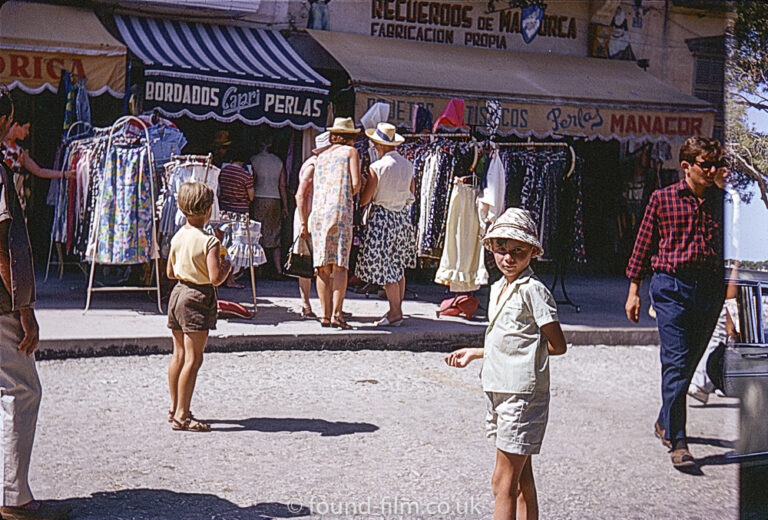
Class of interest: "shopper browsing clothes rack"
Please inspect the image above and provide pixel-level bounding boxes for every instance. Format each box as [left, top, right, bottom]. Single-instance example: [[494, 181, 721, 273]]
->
[[218, 144, 254, 289], [1, 113, 75, 213], [356, 123, 416, 327], [307, 117, 361, 329], [250, 136, 288, 278]]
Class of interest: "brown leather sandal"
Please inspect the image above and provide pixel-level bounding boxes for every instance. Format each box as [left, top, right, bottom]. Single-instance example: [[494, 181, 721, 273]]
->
[[172, 416, 210, 432], [331, 316, 352, 330], [168, 409, 195, 423]]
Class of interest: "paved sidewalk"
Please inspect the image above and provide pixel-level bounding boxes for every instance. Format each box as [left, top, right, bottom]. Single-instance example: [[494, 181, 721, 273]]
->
[[34, 270, 659, 358]]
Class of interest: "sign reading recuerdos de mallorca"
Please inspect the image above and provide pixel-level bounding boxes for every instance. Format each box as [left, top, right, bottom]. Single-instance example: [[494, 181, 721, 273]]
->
[[359, 0, 587, 54]]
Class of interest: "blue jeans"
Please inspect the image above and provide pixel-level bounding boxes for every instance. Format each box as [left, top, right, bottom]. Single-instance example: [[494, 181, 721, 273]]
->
[[650, 272, 724, 444]]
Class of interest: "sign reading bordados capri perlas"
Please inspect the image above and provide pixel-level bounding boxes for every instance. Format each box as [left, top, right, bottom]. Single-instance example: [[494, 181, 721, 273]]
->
[[143, 75, 327, 129]]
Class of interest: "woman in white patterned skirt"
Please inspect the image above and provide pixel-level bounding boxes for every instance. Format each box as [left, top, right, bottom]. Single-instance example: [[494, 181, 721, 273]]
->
[[355, 123, 416, 327]]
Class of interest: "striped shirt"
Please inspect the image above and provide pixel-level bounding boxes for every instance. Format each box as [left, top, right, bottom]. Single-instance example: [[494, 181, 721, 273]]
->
[[218, 163, 253, 214]]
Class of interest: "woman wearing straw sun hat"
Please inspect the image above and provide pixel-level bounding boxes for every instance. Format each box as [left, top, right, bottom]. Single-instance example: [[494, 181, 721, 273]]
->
[[355, 122, 416, 327], [308, 117, 361, 329]]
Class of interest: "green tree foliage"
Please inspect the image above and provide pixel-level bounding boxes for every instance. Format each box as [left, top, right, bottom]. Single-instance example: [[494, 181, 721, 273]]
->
[[727, 0, 768, 209]]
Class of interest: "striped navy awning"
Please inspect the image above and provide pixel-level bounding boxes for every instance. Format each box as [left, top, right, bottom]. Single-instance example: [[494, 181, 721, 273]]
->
[[116, 15, 330, 129]]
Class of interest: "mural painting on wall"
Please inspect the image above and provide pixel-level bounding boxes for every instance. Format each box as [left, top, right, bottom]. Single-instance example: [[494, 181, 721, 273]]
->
[[590, 5, 636, 60], [368, 0, 577, 50]]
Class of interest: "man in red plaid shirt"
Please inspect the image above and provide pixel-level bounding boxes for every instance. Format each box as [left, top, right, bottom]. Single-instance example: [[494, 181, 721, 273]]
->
[[625, 136, 726, 471]]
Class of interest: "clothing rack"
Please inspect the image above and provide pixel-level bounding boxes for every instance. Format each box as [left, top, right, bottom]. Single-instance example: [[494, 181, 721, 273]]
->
[[493, 141, 579, 311], [211, 210, 259, 314], [162, 155, 258, 314], [404, 133, 581, 311], [170, 153, 213, 172], [44, 121, 100, 281], [84, 115, 163, 314], [491, 141, 576, 179]]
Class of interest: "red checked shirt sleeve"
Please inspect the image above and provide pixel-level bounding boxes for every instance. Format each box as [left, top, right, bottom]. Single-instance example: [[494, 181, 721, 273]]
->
[[626, 190, 659, 280]]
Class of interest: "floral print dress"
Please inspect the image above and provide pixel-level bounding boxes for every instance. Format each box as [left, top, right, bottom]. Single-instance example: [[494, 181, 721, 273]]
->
[[310, 145, 354, 269]]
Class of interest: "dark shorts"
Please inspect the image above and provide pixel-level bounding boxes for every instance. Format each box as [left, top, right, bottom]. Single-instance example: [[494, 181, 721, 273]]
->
[[167, 281, 217, 332]]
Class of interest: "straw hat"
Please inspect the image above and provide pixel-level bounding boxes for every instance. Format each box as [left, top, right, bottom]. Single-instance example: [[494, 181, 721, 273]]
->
[[312, 131, 331, 154], [212, 130, 232, 147], [482, 208, 544, 257], [365, 122, 405, 146], [326, 117, 360, 134]]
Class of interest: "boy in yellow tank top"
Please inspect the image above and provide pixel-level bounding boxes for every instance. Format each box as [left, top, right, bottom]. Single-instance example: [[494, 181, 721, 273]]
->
[[166, 181, 231, 432]]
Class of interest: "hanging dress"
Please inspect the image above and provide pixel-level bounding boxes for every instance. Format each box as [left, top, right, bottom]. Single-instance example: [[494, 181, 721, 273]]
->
[[434, 180, 489, 292]]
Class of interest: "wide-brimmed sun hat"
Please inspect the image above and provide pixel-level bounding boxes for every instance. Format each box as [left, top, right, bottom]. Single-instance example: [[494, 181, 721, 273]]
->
[[365, 122, 405, 146], [326, 117, 361, 134], [482, 208, 544, 257], [312, 131, 331, 154]]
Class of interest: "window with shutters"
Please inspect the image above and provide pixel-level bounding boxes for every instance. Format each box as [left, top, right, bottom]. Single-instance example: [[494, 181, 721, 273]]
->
[[687, 36, 725, 141]]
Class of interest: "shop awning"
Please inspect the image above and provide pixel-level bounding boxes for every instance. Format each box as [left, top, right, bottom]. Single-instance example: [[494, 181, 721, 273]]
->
[[308, 30, 715, 142], [0, 1, 126, 97], [116, 16, 330, 129]]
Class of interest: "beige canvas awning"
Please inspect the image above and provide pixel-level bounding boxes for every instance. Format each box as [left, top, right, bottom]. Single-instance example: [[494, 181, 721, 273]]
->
[[308, 30, 715, 141], [0, 1, 126, 96]]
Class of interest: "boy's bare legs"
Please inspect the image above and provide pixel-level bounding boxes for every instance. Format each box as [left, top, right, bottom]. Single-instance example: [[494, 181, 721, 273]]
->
[[316, 266, 332, 321], [173, 330, 208, 424], [492, 450, 530, 520], [331, 265, 348, 320], [516, 456, 538, 520], [168, 330, 185, 415], [299, 276, 313, 314]]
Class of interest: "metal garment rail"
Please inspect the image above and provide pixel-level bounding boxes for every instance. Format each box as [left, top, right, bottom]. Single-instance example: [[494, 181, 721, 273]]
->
[[84, 115, 163, 314], [403, 134, 580, 311], [211, 210, 259, 314], [166, 154, 258, 314]]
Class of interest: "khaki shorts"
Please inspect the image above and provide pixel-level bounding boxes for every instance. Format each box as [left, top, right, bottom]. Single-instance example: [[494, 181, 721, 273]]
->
[[485, 390, 549, 455], [167, 281, 217, 332]]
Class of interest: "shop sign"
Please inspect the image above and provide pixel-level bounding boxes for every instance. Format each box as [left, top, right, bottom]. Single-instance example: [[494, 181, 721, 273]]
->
[[0, 49, 124, 95], [144, 75, 327, 128], [366, 0, 581, 51], [356, 91, 714, 141]]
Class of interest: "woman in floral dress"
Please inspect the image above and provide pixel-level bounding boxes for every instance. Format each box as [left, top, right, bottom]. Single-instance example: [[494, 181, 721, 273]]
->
[[303, 117, 361, 329]]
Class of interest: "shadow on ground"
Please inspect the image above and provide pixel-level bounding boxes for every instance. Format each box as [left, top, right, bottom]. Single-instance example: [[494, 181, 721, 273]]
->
[[208, 417, 379, 436], [60, 489, 310, 519], [687, 436, 736, 449]]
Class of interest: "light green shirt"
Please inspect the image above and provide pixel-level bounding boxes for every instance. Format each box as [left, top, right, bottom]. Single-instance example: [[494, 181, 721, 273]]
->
[[481, 267, 559, 394]]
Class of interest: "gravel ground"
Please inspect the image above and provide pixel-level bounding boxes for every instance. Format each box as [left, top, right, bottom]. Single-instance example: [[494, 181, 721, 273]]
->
[[31, 345, 738, 519]]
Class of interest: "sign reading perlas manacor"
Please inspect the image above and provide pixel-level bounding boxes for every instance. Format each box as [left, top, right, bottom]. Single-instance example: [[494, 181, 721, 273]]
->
[[356, 92, 714, 141]]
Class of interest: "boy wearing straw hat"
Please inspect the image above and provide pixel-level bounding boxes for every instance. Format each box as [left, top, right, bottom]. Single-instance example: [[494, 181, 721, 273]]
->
[[445, 208, 567, 520]]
